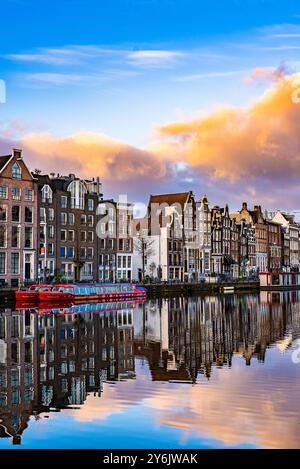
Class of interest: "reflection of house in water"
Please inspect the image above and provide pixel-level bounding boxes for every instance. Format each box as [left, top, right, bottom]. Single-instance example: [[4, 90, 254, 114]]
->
[[0, 309, 38, 445], [37, 303, 135, 411], [0, 301, 135, 445], [134, 294, 300, 382]]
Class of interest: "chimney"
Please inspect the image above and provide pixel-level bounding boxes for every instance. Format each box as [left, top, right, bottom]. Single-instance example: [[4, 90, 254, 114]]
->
[[242, 202, 247, 210], [254, 205, 259, 211], [12, 148, 22, 159]]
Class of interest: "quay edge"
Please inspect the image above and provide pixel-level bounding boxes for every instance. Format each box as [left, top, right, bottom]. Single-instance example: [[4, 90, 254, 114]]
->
[[141, 281, 260, 298]]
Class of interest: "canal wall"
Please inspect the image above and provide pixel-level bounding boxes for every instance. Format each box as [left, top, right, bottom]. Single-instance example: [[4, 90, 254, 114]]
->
[[142, 281, 260, 298]]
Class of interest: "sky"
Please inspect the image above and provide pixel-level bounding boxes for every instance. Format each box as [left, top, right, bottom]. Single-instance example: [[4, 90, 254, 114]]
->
[[1, 0, 300, 210]]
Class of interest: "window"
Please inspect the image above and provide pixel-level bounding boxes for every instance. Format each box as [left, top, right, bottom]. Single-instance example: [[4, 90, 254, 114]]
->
[[11, 226, 20, 248], [40, 207, 46, 222], [12, 205, 20, 222], [25, 227, 32, 248], [0, 186, 7, 199], [25, 206, 33, 223], [0, 204, 6, 221], [12, 389, 20, 405], [88, 199, 94, 211], [61, 196, 67, 208], [68, 180, 87, 209], [60, 230, 67, 242], [12, 187, 21, 200], [68, 247, 74, 259], [0, 225, 6, 247], [24, 367, 33, 386], [68, 213, 75, 225], [100, 223, 105, 235], [0, 370, 6, 387], [87, 247, 93, 259], [68, 230, 74, 242], [24, 189, 33, 201], [60, 247, 66, 258], [88, 215, 94, 227], [87, 231, 94, 242], [83, 262, 93, 276], [48, 243, 54, 255], [0, 252, 6, 274], [41, 185, 52, 203], [12, 162, 21, 179], [81, 231, 86, 242], [60, 212, 67, 225], [11, 253, 20, 274], [48, 225, 54, 238], [11, 368, 19, 386], [81, 214, 86, 225], [48, 208, 54, 221], [80, 247, 86, 259]]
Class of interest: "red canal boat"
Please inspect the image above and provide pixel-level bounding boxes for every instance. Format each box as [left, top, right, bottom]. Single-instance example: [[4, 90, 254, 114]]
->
[[15, 283, 147, 303], [15, 284, 49, 302]]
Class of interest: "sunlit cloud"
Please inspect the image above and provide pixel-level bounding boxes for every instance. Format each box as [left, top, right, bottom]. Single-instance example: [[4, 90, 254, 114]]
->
[[2, 68, 300, 209], [158, 71, 300, 186]]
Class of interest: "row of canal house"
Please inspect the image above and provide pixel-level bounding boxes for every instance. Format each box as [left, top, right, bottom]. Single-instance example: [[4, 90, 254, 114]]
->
[[0, 149, 133, 287], [133, 194, 300, 281], [1, 149, 300, 287]]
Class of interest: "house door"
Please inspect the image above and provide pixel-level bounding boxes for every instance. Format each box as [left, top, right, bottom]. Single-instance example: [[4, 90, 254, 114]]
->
[[24, 253, 33, 280]]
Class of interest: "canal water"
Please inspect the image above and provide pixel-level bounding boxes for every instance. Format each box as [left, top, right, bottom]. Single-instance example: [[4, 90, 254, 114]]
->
[[0, 291, 300, 449]]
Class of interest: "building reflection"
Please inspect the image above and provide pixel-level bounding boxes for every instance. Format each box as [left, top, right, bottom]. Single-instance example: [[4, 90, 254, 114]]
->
[[0, 301, 135, 444], [1, 292, 300, 445], [134, 291, 300, 381]]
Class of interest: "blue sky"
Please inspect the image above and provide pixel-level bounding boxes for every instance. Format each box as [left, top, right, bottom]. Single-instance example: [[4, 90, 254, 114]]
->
[[1, 0, 300, 208]]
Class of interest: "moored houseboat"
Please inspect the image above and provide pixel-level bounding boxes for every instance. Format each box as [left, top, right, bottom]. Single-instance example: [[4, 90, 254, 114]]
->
[[46, 283, 147, 302], [259, 272, 300, 290], [16, 282, 147, 302]]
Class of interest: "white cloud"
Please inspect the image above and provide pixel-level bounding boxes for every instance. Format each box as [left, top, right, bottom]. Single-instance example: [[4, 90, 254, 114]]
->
[[126, 50, 184, 67], [175, 70, 246, 82]]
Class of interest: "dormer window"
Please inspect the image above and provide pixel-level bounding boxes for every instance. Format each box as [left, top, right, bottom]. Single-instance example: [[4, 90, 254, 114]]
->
[[41, 185, 53, 204], [12, 162, 22, 180], [68, 180, 87, 209]]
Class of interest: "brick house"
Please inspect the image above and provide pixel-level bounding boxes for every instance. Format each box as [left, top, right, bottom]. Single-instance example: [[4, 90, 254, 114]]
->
[[0, 149, 38, 287], [97, 199, 133, 282], [147, 192, 197, 281], [36, 173, 102, 282]]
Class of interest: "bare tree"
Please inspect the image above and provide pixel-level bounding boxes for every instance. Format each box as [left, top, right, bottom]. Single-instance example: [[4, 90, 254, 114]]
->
[[149, 261, 157, 279], [134, 236, 155, 282]]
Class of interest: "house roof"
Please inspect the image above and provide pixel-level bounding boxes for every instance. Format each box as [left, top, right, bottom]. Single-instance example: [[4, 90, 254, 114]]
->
[[149, 192, 192, 208], [0, 154, 13, 172]]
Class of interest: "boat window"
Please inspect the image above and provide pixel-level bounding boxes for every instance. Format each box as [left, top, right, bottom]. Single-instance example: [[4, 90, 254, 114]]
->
[[80, 288, 86, 294], [75, 288, 80, 294], [271, 274, 280, 285]]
